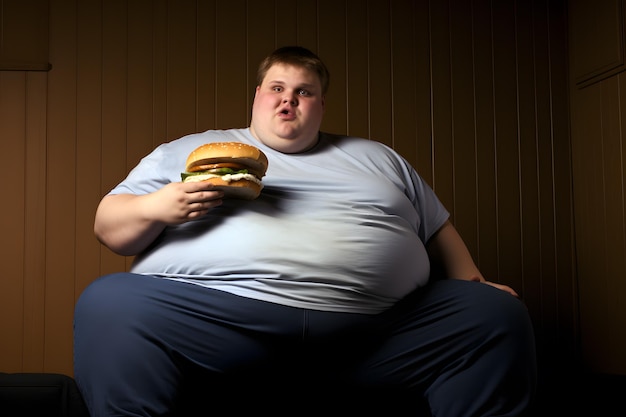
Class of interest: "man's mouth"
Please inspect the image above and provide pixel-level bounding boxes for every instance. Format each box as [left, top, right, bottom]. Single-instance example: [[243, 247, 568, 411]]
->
[[278, 108, 296, 120]]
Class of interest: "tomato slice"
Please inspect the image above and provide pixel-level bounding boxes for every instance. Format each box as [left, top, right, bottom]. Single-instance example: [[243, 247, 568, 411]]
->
[[191, 162, 248, 172]]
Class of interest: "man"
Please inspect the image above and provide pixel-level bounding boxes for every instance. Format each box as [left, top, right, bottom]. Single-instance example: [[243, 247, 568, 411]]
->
[[74, 46, 536, 416]]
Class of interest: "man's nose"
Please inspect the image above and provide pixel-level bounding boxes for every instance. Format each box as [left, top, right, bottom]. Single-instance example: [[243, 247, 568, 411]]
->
[[283, 92, 297, 105]]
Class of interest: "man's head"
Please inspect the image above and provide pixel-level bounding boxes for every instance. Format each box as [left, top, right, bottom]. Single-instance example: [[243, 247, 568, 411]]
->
[[256, 46, 330, 96], [250, 46, 329, 154]]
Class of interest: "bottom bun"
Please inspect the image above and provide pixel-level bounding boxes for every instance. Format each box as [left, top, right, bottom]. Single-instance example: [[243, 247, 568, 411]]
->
[[205, 177, 262, 200]]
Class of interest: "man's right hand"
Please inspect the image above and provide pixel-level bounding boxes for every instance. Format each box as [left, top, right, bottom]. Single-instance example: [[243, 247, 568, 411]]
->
[[93, 182, 223, 256]]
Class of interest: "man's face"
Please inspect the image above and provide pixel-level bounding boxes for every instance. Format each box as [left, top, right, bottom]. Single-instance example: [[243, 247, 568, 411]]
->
[[250, 63, 325, 154]]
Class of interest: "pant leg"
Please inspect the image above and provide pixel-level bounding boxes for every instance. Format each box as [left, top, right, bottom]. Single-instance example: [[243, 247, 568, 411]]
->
[[349, 279, 537, 417], [73, 273, 303, 417]]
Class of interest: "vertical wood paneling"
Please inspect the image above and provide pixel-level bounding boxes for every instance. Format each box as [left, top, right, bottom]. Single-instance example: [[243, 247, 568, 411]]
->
[[449, 0, 479, 254], [45, 0, 78, 374], [215, 0, 247, 129], [318, 0, 348, 135], [549, 0, 577, 366], [276, 0, 299, 46], [295, 0, 318, 50], [346, 0, 369, 139], [152, 0, 168, 149], [196, 1, 217, 131], [413, 1, 433, 185], [127, 0, 157, 164], [101, 1, 128, 192], [100, 0, 130, 275], [492, 0, 524, 291], [570, 0, 626, 374], [472, 0, 499, 280], [167, 0, 197, 139], [516, 0, 542, 318], [0, 72, 27, 371], [0, 0, 580, 380], [615, 73, 626, 368], [429, 0, 454, 209], [0, 0, 50, 70], [600, 78, 626, 370], [367, 0, 393, 148], [390, 0, 419, 168], [75, 0, 104, 297], [22, 72, 48, 371], [246, 2, 274, 120], [571, 84, 604, 367]]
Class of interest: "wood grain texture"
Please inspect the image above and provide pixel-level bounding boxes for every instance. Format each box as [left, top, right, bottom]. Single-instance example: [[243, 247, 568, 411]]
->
[[0, 0, 580, 378]]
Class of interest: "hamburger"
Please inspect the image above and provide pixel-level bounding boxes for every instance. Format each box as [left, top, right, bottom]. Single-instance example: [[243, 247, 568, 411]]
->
[[181, 142, 269, 200]]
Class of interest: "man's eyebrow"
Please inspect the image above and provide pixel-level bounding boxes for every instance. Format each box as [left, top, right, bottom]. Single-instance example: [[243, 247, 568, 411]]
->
[[266, 80, 317, 90]]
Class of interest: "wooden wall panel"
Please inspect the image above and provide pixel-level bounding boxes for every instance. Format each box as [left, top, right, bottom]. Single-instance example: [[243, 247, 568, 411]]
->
[[570, 0, 625, 87], [0, 0, 50, 71], [472, 0, 499, 281], [23, 73, 48, 371], [493, 1, 524, 294], [367, 1, 393, 149], [429, 0, 454, 212], [569, 0, 626, 374], [449, 0, 479, 254], [295, 0, 318, 50], [0, 72, 27, 371], [275, 0, 299, 46], [168, 0, 199, 137], [600, 78, 626, 368], [75, 0, 104, 298], [0, 0, 578, 381], [615, 74, 626, 368], [101, 1, 131, 276], [391, 0, 419, 167], [517, 0, 541, 300], [413, 1, 434, 186], [245, 2, 273, 115], [215, 0, 248, 130], [196, 1, 217, 131], [318, 0, 349, 135], [44, 0, 78, 374], [152, 0, 169, 152], [550, 0, 576, 368], [127, 0, 157, 175], [345, 0, 369, 139], [0, 71, 48, 372]]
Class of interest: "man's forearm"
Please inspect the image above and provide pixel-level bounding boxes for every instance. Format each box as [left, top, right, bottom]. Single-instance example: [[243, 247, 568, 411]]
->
[[426, 220, 485, 281], [94, 194, 166, 256]]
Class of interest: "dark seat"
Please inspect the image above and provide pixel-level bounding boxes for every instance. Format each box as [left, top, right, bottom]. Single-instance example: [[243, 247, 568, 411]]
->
[[0, 372, 89, 417]]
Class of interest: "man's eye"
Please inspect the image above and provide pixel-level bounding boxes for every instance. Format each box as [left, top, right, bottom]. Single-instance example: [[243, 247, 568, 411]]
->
[[298, 90, 311, 96], [272, 86, 283, 92]]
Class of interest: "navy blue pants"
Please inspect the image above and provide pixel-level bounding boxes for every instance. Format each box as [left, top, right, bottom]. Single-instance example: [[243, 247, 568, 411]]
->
[[74, 273, 536, 416]]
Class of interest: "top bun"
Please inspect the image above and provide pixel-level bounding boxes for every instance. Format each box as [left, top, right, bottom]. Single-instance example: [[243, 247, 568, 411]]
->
[[185, 142, 269, 177]]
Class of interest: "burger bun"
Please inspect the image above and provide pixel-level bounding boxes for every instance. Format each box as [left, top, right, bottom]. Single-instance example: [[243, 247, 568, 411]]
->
[[182, 142, 269, 200]]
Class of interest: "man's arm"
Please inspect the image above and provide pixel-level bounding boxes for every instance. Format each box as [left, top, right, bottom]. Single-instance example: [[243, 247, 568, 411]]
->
[[426, 220, 519, 296], [94, 181, 223, 256]]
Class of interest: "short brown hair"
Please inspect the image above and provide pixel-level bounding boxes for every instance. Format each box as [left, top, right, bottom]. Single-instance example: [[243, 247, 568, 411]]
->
[[256, 46, 330, 95]]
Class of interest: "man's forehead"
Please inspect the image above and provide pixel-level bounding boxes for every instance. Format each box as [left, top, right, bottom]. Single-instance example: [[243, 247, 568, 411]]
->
[[263, 64, 320, 85]]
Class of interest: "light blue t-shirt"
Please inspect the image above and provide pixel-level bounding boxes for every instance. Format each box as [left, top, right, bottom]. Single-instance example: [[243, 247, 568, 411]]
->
[[110, 128, 449, 314]]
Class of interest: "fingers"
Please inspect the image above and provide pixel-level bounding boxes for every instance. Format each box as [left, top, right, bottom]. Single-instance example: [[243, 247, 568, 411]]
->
[[183, 190, 223, 218], [483, 281, 519, 298], [179, 181, 223, 203], [152, 182, 225, 224], [183, 180, 218, 193]]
